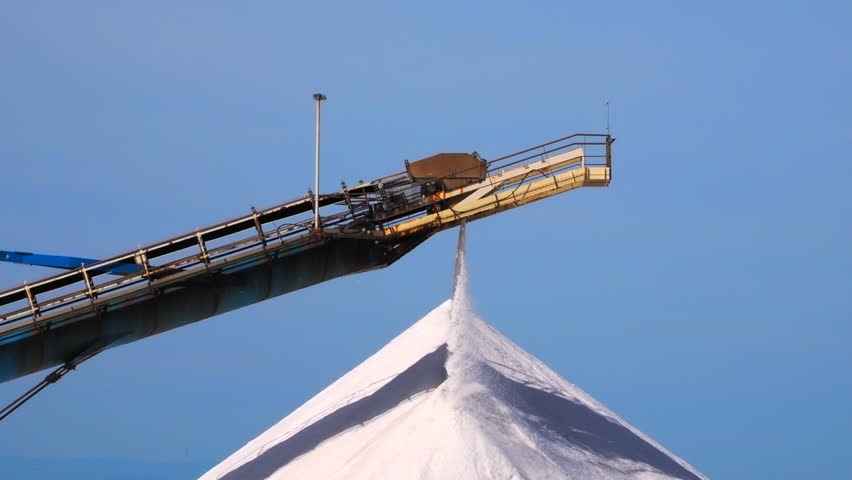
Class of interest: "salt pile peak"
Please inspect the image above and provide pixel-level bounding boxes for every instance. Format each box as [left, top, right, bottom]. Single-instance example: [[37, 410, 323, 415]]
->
[[201, 224, 707, 480]]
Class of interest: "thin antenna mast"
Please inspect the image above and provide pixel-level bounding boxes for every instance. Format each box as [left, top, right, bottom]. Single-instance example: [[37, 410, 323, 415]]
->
[[606, 100, 611, 136]]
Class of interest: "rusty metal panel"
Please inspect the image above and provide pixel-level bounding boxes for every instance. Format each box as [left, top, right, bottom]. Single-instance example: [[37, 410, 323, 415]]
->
[[406, 153, 486, 190]]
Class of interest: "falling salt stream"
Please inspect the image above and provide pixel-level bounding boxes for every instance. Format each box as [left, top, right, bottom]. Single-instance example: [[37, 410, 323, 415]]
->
[[201, 221, 708, 480], [450, 220, 469, 324]]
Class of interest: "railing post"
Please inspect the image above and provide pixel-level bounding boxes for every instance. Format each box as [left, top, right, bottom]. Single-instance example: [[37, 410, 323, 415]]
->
[[24, 284, 45, 334], [24, 284, 40, 317], [137, 249, 151, 278], [251, 206, 267, 250], [606, 135, 613, 169], [80, 265, 97, 301], [196, 231, 209, 265]]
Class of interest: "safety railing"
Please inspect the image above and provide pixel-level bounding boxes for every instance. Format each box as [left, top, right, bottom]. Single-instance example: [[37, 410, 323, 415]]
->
[[0, 133, 611, 336], [0, 197, 366, 332], [362, 134, 613, 231]]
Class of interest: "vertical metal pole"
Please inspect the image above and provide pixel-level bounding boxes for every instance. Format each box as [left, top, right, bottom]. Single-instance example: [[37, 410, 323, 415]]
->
[[606, 135, 613, 169], [606, 135, 614, 182], [313, 93, 327, 230]]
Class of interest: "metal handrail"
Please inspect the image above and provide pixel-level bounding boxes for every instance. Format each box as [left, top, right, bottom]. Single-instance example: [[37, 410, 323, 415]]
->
[[0, 133, 612, 333]]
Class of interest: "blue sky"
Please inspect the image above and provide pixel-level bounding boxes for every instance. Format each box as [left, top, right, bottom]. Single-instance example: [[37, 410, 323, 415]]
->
[[1, 1, 850, 478]]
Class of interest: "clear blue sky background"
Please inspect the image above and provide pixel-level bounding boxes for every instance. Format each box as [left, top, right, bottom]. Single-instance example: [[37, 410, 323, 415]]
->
[[1, 2, 849, 479]]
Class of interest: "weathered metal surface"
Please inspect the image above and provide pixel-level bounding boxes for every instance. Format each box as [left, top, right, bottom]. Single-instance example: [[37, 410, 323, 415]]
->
[[383, 144, 609, 238], [0, 133, 612, 385], [0, 235, 428, 383], [406, 153, 486, 190], [0, 193, 349, 308]]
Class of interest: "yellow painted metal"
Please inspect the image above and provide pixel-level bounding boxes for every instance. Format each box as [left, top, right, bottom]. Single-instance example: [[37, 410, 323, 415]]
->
[[384, 165, 610, 237]]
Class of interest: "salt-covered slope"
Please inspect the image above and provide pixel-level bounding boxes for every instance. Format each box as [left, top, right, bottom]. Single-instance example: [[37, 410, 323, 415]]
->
[[201, 227, 707, 480]]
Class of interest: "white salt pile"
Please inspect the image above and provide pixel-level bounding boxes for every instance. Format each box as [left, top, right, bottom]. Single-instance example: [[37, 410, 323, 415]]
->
[[201, 223, 706, 479]]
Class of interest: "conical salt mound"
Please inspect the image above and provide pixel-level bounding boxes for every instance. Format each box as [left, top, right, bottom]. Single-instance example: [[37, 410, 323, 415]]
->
[[200, 300, 707, 480]]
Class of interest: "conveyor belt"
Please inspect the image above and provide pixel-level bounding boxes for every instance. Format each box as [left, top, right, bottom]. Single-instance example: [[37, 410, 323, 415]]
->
[[0, 133, 612, 384]]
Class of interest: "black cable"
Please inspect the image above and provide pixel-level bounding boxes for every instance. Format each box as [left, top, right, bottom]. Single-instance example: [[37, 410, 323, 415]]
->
[[0, 380, 52, 422], [0, 349, 99, 423]]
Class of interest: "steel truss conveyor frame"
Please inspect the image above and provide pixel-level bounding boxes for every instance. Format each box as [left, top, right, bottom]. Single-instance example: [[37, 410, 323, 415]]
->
[[0, 133, 612, 383]]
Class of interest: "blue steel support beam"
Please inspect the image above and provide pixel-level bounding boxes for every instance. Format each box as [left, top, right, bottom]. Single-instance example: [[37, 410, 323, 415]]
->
[[0, 250, 142, 276], [0, 234, 431, 383]]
